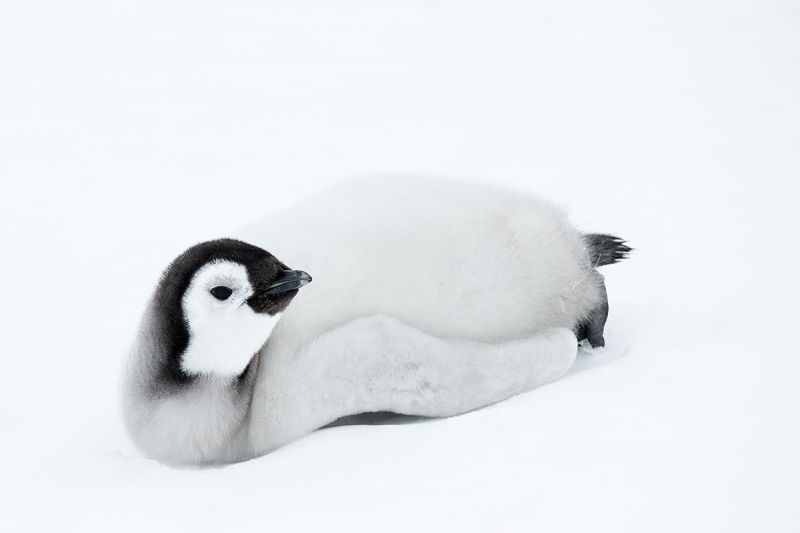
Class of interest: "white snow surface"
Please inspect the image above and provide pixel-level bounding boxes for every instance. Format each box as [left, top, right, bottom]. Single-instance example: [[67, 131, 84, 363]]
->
[[1, 1, 798, 531]]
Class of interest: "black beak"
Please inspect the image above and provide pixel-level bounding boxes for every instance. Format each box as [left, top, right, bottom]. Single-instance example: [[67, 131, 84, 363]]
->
[[265, 270, 312, 295]]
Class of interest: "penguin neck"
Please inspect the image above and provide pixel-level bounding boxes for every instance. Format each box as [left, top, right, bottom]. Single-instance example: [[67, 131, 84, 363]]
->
[[121, 299, 260, 465], [179, 310, 281, 378]]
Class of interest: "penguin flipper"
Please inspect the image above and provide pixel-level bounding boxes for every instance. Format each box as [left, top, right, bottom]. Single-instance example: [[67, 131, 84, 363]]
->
[[261, 316, 579, 451]]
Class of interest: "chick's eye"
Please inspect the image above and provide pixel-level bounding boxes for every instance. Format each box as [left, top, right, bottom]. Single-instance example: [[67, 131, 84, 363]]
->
[[210, 286, 233, 301]]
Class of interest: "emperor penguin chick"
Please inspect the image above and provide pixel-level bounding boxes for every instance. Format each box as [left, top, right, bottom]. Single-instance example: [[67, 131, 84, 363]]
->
[[121, 176, 630, 465]]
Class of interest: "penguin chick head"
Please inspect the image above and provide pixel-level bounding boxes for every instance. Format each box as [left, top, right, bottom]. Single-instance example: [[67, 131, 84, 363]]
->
[[153, 239, 311, 381]]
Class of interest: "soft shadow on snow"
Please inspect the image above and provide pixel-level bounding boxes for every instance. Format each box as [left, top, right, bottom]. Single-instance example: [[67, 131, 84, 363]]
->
[[568, 341, 629, 375]]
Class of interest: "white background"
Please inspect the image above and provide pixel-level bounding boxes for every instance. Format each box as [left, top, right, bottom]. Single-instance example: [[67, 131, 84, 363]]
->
[[1, 1, 798, 531]]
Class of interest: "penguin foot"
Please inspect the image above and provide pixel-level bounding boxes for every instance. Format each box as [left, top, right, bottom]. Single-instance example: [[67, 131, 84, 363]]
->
[[575, 306, 607, 348], [574, 277, 609, 349]]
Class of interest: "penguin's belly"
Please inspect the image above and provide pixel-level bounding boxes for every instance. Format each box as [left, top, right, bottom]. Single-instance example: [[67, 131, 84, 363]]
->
[[233, 176, 600, 351]]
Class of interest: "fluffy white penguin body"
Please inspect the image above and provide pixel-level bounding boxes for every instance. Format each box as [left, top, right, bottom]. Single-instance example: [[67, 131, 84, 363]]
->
[[122, 176, 628, 465]]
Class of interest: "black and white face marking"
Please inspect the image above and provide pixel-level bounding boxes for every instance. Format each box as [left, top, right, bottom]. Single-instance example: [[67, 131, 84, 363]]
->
[[180, 260, 284, 376], [150, 238, 311, 384]]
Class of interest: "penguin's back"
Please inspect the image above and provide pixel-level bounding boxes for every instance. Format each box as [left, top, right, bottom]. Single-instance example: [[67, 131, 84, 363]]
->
[[233, 176, 601, 356]]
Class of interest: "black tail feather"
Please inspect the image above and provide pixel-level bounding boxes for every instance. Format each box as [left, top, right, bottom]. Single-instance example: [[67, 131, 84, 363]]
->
[[584, 233, 631, 267]]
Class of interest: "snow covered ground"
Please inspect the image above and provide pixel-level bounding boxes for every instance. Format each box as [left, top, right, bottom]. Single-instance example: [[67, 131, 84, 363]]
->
[[1, 1, 798, 530]]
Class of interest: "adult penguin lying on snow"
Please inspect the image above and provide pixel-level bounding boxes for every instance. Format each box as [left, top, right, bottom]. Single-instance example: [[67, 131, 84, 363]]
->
[[121, 176, 630, 465]]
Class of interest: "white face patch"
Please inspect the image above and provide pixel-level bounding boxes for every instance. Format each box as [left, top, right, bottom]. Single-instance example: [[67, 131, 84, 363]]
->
[[180, 260, 281, 377]]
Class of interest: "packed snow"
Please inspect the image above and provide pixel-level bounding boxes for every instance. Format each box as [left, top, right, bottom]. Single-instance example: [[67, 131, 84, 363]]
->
[[1, 1, 798, 531]]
